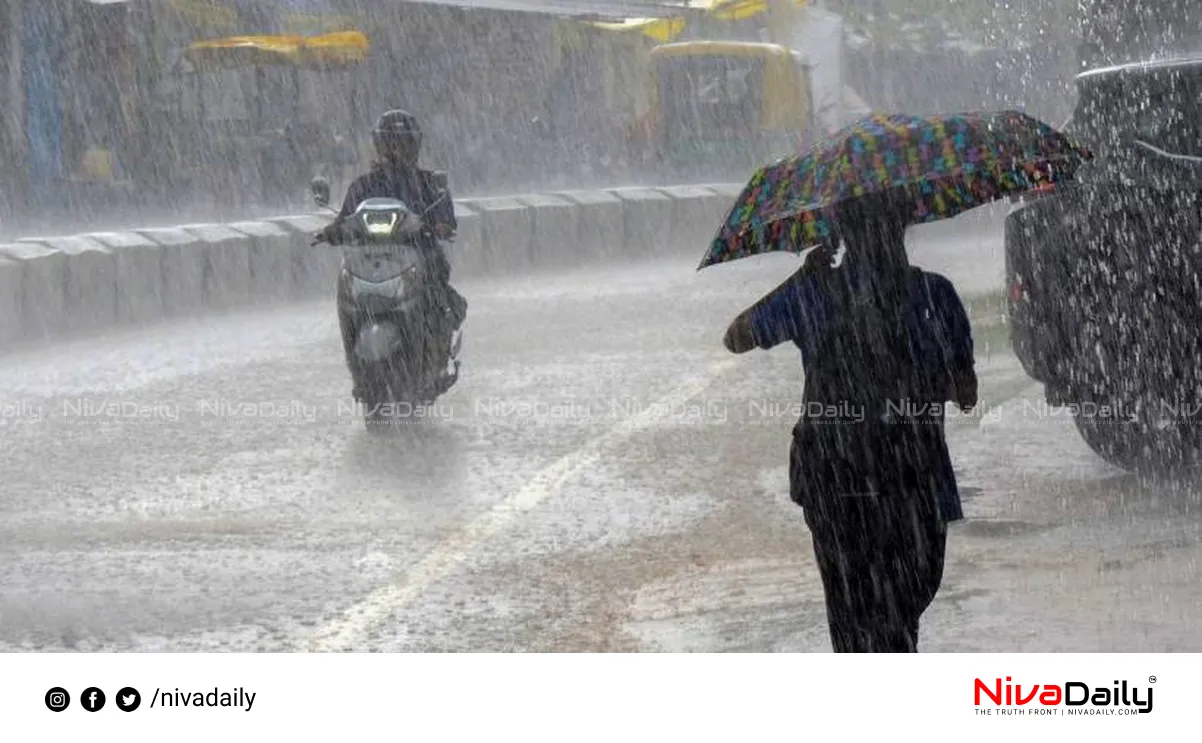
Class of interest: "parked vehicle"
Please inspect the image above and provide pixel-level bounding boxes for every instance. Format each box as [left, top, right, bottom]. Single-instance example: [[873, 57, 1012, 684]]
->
[[151, 31, 369, 207], [1005, 55, 1202, 471]]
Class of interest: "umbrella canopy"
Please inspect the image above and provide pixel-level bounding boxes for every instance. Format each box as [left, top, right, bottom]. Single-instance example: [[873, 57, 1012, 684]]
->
[[699, 110, 1091, 270]]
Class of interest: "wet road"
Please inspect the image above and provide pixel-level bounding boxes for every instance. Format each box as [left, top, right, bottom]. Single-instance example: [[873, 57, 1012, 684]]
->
[[3, 218, 1201, 652]]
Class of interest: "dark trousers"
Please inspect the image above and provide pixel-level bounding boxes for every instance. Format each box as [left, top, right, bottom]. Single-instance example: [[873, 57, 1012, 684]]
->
[[791, 439, 948, 653]]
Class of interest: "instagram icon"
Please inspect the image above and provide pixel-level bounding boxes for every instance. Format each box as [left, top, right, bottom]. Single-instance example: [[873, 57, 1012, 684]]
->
[[45, 687, 70, 712]]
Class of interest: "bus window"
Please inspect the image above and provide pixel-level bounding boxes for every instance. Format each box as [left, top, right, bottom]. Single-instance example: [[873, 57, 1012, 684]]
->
[[658, 56, 765, 140]]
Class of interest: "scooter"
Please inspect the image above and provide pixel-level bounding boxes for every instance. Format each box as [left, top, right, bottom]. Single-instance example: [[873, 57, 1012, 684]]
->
[[310, 177, 463, 429]]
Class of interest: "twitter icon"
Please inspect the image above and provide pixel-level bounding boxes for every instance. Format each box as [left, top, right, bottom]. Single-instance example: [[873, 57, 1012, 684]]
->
[[116, 687, 141, 712]]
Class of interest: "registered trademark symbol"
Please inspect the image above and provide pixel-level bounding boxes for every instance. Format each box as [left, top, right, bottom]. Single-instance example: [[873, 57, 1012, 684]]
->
[[1149, 676, 1157, 684]]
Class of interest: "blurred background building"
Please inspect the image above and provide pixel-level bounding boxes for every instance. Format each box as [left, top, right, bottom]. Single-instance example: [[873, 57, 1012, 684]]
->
[[4, 0, 1193, 231]]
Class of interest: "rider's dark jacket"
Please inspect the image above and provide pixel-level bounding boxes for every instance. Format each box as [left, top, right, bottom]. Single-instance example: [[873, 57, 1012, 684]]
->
[[335, 161, 457, 282], [338, 162, 456, 227]]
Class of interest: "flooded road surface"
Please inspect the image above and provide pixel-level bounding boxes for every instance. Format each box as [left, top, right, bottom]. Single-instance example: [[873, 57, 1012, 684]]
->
[[2, 218, 1197, 652]]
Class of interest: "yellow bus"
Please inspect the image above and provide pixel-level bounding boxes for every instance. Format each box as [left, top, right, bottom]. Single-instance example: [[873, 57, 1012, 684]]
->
[[632, 41, 817, 179]]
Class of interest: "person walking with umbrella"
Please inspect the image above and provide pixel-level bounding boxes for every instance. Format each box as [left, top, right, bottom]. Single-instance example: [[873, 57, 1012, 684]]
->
[[725, 189, 977, 652], [701, 111, 1091, 652]]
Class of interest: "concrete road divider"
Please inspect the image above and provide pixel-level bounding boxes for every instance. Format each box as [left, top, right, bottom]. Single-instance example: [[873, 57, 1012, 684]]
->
[[608, 187, 674, 258], [0, 182, 752, 352], [0, 241, 68, 341], [89, 231, 164, 326], [516, 193, 578, 270], [556, 189, 624, 261], [447, 201, 484, 277], [657, 185, 727, 255], [19, 235, 116, 336], [0, 255, 24, 344], [136, 226, 206, 319], [181, 223, 252, 310], [271, 214, 339, 300], [702, 182, 745, 201], [464, 197, 533, 275], [229, 220, 297, 304]]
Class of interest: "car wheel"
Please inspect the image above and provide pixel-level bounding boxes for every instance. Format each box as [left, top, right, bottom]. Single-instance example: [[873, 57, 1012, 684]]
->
[[1071, 395, 1196, 473]]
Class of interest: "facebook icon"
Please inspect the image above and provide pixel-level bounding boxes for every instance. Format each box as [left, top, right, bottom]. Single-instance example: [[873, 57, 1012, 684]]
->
[[81, 687, 106, 712]]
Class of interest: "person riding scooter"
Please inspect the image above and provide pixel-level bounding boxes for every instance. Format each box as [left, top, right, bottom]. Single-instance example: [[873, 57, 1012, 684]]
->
[[319, 109, 468, 402]]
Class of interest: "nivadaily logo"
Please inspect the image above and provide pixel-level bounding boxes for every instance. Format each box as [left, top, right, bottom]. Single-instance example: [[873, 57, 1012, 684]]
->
[[974, 677, 1154, 715]]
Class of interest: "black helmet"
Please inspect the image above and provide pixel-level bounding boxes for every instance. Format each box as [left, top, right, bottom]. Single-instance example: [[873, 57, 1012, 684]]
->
[[372, 109, 422, 166]]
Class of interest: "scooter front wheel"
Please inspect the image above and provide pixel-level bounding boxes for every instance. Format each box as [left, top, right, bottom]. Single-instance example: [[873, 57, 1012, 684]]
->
[[362, 372, 399, 432]]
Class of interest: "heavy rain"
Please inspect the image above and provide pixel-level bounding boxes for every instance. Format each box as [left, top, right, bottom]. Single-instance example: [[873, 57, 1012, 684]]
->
[[0, 0, 1201, 653]]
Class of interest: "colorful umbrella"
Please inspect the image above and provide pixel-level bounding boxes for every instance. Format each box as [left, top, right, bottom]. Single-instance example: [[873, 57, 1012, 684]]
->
[[698, 110, 1092, 270]]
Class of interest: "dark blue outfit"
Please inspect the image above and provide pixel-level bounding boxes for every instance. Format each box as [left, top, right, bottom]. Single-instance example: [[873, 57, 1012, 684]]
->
[[748, 265, 972, 521], [747, 263, 974, 652]]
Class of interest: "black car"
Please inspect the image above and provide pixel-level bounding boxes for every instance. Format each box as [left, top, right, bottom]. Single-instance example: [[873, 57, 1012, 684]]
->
[[1005, 55, 1202, 472]]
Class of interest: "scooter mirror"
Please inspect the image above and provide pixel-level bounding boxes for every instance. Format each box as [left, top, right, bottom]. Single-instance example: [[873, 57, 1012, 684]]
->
[[310, 176, 331, 208]]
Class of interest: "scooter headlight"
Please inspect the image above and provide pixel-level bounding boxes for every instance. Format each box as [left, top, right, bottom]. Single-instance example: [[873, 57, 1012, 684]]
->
[[362, 210, 401, 237]]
